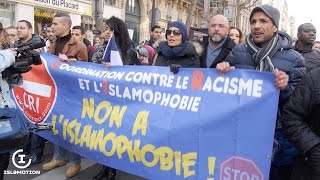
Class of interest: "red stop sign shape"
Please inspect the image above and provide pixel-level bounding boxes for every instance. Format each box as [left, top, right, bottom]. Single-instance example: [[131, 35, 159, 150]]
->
[[220, 156, 264, 180], [13, 59, 57, 123]]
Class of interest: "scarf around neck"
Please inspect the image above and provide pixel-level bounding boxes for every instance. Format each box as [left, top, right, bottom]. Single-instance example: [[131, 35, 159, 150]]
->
[[245, 33, 281, 72], [160, 42, 188, 60]]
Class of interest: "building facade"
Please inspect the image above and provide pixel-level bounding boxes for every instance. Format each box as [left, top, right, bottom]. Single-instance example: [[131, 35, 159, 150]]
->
[[94, 0, 205, 46], [203, 0, 262, 35], [0, 0, 204, 45], [0, 0, 93, 35]]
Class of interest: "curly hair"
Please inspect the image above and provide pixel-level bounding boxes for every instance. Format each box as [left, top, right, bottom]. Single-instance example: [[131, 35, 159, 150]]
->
[[0, 28, 8, 49], [106, 16, 132, 64], [229, 27, 244, 43]]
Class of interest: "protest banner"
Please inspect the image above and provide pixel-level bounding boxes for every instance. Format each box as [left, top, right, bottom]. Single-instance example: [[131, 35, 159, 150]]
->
[[12, 53, 279, 180]]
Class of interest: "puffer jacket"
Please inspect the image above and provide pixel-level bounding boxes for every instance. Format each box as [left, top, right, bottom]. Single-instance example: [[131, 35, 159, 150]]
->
[[294, 46, 320, 72], [154, 41, 200, 67], [282, 67, 320, 156], [226, 31, 306, 165]]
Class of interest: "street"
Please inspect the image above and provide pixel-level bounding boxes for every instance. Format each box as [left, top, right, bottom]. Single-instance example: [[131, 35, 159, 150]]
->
[[4, 142, 147, 180]]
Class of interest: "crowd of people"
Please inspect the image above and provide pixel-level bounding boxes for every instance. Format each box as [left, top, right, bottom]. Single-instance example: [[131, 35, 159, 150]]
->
[[0, 3, 320, 180]]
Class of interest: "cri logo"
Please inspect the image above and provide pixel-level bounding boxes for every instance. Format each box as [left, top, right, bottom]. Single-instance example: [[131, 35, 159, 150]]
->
[[12, 149, 31, 169], [13, 58, 57, 123]]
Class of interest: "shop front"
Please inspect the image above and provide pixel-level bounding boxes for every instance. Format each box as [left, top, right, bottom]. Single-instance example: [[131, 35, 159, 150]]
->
[[0, 2, 15, 27], [34, 8, 57, 34], [2, 0, 92, 33]]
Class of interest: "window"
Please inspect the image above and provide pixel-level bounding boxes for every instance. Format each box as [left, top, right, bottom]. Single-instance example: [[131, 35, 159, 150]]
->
[[126, 0, 136, 14], [105, 0, 117, 6]]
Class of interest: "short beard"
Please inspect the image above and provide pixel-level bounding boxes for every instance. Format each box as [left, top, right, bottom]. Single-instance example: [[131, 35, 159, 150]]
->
[[210, 34, 224, 44]]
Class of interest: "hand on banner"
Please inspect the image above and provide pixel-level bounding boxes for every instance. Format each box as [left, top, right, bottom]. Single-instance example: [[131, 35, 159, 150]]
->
[[59, 53, 77, 65], [170, 64, 182, 74], [36, 48, 43, 53], [216, 61, 235, 75], [59, 53, 68, 62], [102, 62, 111, 69], [68, 58, 77, 65], [274, 69, 289, 90]]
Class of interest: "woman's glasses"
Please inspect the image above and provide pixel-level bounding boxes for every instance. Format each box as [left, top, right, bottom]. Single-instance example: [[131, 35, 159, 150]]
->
[[166, 29, 182, 36]]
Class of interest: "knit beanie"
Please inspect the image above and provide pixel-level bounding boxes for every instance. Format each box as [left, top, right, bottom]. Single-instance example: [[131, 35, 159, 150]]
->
[[138, 47, 149, 58], [167, 21, 188, 43], [143, 44, 155, 63], [250, 4, 280, 28]]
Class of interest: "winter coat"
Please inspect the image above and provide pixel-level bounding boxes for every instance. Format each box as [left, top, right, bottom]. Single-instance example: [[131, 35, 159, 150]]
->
[[200, 36, 236, 68], [282, 67, 320, 179], [83, 38, 95, 62], [226, 31, 306, 165], [14, 34, 42, 48], [154, 41, 200, 67], [293, 46, 320, 72], [92, 42, 107, 64]]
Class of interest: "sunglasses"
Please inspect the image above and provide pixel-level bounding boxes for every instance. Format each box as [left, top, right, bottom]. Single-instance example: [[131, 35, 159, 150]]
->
[[166, 29, 182, 36]]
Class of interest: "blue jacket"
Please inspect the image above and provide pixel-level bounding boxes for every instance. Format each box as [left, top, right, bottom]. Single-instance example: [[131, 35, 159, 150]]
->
[[0, 49, 22, 108], [226, 32, 306, 165]]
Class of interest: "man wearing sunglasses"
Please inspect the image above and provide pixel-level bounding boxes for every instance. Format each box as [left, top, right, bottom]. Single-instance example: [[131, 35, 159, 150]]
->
[[200, 14, 236, 68]]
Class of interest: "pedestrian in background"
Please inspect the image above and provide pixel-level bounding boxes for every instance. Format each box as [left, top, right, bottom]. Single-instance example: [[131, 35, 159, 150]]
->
[[294, 23, 320, 72], [229, 27, 244, 44], [312, 41, 320, 52]]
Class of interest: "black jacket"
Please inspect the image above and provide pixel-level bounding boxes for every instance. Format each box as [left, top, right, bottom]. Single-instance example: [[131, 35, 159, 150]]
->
[[154, 41, 200, 67], [294, 46, 320, 72], [282, 67, 320, 156], [200, 36, 235, 68], [14, 34, 42, 48]]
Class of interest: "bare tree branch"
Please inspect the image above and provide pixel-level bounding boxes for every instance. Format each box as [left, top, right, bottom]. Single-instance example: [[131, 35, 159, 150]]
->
[[239, 0, 259, 10], [186, 0, 198, 30]]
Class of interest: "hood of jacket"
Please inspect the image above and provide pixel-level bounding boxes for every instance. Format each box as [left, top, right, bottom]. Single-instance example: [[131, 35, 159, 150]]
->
[[153, 37, 166, 49], [277, 31, 293, 50], [192, 41, 204, 56]]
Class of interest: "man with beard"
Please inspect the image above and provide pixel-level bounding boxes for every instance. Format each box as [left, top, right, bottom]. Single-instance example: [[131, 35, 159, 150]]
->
[[294, 23, 320, 72], [44, 23, 56, 52], [216, 4, 305, 180], [200, 14, 236, 68], [14, 20, 46, 166]]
